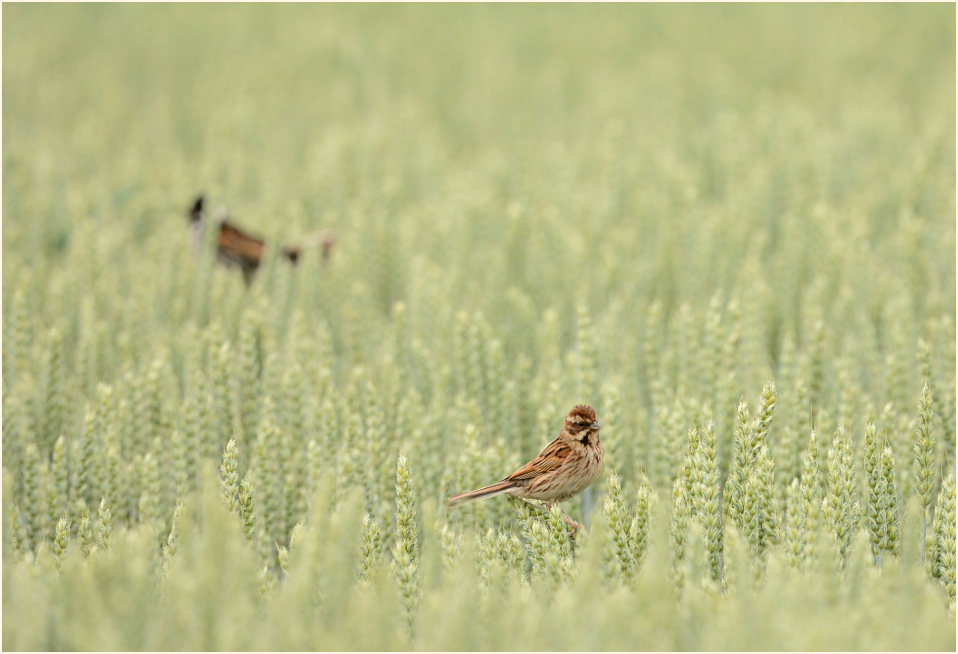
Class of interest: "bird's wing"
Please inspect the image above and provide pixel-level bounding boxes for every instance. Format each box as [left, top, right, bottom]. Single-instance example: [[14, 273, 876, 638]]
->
[[218, 222, 265, 261], [505, 438, 571, 481]]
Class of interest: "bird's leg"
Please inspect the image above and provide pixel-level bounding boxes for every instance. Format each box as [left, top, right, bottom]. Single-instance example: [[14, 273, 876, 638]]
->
[[560, 508, 584, 533]]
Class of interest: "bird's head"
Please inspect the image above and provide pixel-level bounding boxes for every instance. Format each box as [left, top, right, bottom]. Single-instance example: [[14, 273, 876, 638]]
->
[[564, 404, 601, 442], [188, 194, 205, 223]]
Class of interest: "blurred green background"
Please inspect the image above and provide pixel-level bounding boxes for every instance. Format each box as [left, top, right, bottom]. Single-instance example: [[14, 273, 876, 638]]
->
[[4, 4, 954, 318]]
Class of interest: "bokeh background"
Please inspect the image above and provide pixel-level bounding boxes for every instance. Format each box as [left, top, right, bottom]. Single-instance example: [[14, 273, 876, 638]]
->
[[3, 4, 955, 650]]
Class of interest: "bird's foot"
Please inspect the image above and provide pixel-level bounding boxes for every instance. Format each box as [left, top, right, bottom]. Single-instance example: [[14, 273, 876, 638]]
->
[[562, 513, 584, 536]]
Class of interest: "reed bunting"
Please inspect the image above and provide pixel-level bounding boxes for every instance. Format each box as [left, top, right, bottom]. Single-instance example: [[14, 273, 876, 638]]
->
[[447, 404, 603, 530]]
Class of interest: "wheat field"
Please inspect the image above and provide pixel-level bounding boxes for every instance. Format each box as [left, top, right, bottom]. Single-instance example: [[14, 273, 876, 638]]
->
[[2, 4, 956, 651]]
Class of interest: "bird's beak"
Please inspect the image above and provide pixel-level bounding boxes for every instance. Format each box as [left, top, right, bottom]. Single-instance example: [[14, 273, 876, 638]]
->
[[590, 421, 601, 431]]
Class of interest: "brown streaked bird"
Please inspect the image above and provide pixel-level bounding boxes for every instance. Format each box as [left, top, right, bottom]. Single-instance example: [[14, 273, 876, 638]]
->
[[447, 404, 603, 531], [187, 194, 336, 286]]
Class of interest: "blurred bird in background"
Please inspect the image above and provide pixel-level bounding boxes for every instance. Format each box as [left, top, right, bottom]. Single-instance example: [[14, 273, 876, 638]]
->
[[187, 193, 335, 285]]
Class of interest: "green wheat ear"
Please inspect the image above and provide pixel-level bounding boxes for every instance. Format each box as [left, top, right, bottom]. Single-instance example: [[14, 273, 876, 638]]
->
[[22, 441, 44, 550], [220, 438, 240, 514], [693, 421, 725, 589], [864, 423, 902, 567], [825, 425, 860, 574], [391, 453, 421, 639], [879, 447, 902, 561], [601, 470, 632, 584], [913, 383, 938, 565], [918, 339, 955, 460], [95, 497, 113, 552], [137, 447, 162, 537], [6, 287, 31, 388], [49, 436, 69, 536], [76, 511, 93, 558], [783, 478, 805, 570], [359, 513, 385, 585], [39, 328, 65, 455], [789, 430, 824, 569], [238, 314, 263, 444], [52, 515, 70, 568], [928, 474, 956, 600], [633, 475, 656, 565], [669, 475, 690, 599], [238, 477, 257, 544]]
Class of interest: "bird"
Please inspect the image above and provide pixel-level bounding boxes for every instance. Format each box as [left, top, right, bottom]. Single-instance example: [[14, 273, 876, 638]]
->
[[187, 193, 336, 285], [447, 404, 603, 531]]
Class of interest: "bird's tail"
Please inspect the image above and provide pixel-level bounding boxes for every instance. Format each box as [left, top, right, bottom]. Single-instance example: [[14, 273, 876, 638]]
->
[[281, 229, 336, 265], [447, 480, 514, 508]]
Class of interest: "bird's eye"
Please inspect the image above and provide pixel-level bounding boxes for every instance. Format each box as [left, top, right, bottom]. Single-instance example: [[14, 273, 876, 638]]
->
[[577, 421, 587, 427]]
